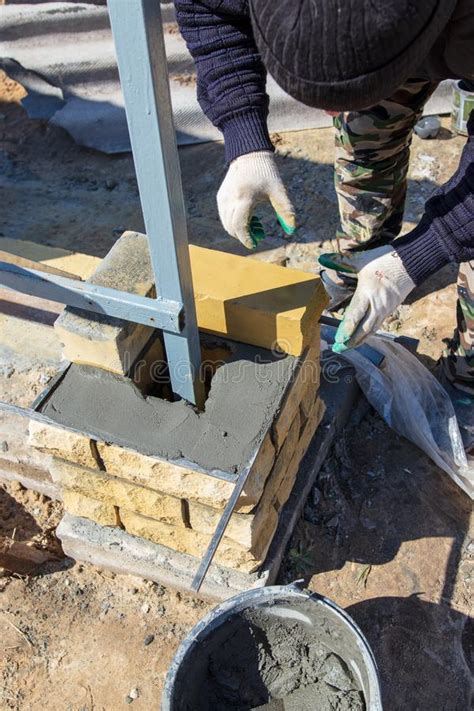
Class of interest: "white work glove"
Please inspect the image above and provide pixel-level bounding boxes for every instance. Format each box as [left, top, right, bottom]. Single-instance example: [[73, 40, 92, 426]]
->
[[318, 245, 416, 352], [217, 151, 296, 249]]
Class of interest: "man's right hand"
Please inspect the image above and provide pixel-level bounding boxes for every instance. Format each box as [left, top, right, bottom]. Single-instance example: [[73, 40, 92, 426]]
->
[[217, 151, 296, 249]]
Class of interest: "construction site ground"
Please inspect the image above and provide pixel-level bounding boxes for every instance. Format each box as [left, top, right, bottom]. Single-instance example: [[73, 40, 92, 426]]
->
[[0, 71, 472, 710]]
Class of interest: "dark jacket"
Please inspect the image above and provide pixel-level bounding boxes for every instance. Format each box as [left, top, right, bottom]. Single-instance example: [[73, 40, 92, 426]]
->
[[175, 0, 474, 282]]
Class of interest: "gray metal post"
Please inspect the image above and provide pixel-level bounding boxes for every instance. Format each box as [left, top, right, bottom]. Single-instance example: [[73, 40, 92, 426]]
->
[[107, 0, 204, 408]]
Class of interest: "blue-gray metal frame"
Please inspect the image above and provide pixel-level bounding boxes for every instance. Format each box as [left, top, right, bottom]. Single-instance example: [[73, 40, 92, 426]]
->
[[107, 0, 204, 408], [0, 262, 183, 333], [0, 0, 203, 406]]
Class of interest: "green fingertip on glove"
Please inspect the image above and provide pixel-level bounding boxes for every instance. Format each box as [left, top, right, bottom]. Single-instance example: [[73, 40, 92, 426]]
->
[[318, 252, 357, 274], [249, 214, 296, 248], [249, 216, 265, 248], [332, 341, 348, 354], [332, 317, 353, 353], [277, 213, 296, 236]]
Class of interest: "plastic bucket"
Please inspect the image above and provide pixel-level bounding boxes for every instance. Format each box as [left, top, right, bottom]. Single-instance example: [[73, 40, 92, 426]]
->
[[451, 80, 474, 136], [162, 584, 383, 710]]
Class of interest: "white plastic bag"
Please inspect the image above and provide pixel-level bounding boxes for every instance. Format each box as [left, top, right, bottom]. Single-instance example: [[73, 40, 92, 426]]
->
[[340, 335, 473, 499]]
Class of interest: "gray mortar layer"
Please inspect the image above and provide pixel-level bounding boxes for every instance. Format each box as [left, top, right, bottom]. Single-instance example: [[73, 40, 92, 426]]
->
[[172, 600, 366, 711], [40, 340, 296, 474]]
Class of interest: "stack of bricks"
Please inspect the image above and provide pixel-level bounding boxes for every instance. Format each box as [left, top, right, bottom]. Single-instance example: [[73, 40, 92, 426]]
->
[[28, 232, 328, 577]]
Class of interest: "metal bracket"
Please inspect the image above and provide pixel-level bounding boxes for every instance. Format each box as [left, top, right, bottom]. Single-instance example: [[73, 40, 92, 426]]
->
[[0, 0, 203, 406], [0, 261, 183, 333]]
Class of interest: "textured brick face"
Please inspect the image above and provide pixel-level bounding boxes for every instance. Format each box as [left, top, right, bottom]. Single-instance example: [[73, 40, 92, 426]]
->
[[28, 420, 98, 469], [190, 243, 327, 355], [54, 232, 327, 375], [273, 333, 320, 451], [63, 492, 118, 527], [54, 232, 156, 375], [29, 270, 325, 576]]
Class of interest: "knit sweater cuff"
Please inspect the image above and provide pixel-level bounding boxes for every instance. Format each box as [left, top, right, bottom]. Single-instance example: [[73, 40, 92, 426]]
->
[[394, 221, 452, 285], [221, 110, 274, 164]]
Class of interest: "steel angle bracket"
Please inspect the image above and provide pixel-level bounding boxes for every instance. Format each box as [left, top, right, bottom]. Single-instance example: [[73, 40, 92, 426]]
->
[[191, 462, 254, 592]]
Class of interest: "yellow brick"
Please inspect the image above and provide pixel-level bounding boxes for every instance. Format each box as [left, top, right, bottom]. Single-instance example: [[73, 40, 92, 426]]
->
[[49, 458, 276, 552], [0, 237, 99, 279], [63, 491, 118, 526], [189, 244, 327, 356], [54, 232, 156, 374], [187, 498, 278, 555], [96, 431, 275, 514], [50, 459, 185, 526], [28, 420, 97, 468], [97, 441, 235, 506], [5, 234, 328, 359], [120, 509, 263, 574], [298, 397, 326, 457], [239, 432, 276, 509], [258, 410, 302, 513], [275, 398, 325, 510], [273, 333, 321, 450], [300, 384, 319, 420]]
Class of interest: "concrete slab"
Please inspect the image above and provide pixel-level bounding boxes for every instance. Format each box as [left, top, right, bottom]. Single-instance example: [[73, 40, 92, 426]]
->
[[0, 459, 60, 500]]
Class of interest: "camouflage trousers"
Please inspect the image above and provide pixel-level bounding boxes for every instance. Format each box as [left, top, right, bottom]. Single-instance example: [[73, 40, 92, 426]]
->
[[333, 79, 474, 392]]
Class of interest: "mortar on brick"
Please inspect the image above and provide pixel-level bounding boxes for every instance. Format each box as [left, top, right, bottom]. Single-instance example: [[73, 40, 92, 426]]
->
[[39, 338, 299, 476]]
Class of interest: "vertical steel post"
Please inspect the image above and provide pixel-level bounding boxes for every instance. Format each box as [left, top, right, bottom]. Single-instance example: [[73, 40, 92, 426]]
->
[[107, 0, 204, 408]]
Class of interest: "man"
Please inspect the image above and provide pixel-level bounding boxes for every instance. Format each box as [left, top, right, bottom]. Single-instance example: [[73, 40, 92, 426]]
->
[[174, 1, 473, 416]]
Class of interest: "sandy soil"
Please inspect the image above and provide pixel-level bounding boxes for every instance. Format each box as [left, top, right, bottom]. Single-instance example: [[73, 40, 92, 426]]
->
[[0, 70, 472, 710]]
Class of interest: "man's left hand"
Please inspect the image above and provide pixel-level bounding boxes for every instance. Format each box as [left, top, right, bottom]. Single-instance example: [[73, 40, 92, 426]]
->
[[318, 245, 416, 352]]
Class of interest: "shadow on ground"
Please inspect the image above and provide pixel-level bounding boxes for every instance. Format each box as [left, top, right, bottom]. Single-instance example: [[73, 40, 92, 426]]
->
[[279, 411, 472, 710], [348, 595, 472, 710]]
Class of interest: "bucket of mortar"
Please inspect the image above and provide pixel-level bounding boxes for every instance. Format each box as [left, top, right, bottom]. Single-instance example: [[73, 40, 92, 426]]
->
[[162, 584, 382, 711]]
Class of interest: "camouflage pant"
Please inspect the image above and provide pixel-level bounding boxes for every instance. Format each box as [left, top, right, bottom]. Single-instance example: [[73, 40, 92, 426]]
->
[[334, 79, 474, 391]]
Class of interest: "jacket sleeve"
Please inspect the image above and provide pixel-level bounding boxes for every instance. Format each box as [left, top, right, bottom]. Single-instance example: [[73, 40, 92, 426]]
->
[[174, 0, 274, 163], [395, 112, 474, 284]]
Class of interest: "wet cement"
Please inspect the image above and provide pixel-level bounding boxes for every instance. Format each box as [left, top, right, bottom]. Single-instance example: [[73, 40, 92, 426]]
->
[[173, 602, 366, 711], [40, 339, 296, 474]]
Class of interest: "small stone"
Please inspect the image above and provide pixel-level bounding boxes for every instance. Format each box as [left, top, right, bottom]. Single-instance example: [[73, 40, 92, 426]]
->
[[414, 115, 441, 139], [321, 654, 355, 691], [141, 602, 150, 614], [144, 634, 155, 646], [0, 441, 8, 453], [326, 515, 339, 529], [129, 688, 139, 700], [105, 179, 118, 190]]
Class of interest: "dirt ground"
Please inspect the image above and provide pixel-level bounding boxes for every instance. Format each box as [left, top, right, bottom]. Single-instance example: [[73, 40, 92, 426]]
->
[[0, 69, 472, 710]]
